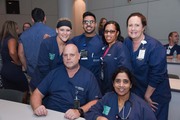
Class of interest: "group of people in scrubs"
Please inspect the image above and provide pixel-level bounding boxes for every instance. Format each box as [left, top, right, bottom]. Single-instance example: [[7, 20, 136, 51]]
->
[[1, 6, 171, 120], [84, 12, 171, 120]]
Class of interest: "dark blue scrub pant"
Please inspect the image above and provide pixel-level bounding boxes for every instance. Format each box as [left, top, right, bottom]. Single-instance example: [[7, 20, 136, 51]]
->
[[155, 102, 169, 120]]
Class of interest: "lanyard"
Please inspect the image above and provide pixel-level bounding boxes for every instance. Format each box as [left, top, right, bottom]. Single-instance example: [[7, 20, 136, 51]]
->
[[103, 47, 110, 58]]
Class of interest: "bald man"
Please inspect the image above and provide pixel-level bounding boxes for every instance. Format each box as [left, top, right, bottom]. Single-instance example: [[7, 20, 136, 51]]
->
[[30, 44, 102, 119]]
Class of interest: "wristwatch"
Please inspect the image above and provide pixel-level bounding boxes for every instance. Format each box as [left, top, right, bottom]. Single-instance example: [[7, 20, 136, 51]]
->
[[77, 107, 84, 117]]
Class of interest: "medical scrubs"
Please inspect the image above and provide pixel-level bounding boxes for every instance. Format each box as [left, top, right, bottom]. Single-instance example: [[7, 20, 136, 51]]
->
[[85, 92, 156, 120], [37, 64, 102, 112], [30, 36, 63, 90], [19, 22, 56, 77], [123, 34, 171, 120], [69, 33, 104, 88], [164, 44, 180, 56], [101, 41, 132, 94]]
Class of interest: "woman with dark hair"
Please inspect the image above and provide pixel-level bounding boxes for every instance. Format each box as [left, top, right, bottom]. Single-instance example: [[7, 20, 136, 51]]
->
[[100, 20, 131, 95], [123, 12, 171, 120], [22, 22, 32, 31], [18, 22, 32, 37], [98, 18, 107, 36], [85, 66, 156, 120], [0, 20, 29, 93]]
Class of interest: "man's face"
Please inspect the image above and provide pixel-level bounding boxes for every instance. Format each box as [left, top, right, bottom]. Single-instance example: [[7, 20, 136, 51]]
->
[[63, 44, 80, 70], [82, 16, 96, 35], [171, 32, 179, 44]]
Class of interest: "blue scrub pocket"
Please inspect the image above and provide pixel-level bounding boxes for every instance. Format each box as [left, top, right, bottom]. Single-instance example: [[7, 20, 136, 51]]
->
[[77, 90, 86, 105]]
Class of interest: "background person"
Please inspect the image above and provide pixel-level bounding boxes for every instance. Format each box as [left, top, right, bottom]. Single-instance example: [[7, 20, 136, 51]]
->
[[22, 22, 32, 31], [18, 8, 56, 90], [98, 17, 107, 36], [100, 20, 132, 95], [164, 31, 180, 60], [0, 20, 29, 100], [30, 44, 102, 120], [85, 66, 156, 120], [18, 22, 32, 37], [123, 12, 171, 120], [30, 18, 72, 91]]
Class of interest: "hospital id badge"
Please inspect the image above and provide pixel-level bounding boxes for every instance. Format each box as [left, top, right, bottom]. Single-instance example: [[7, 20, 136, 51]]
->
[[137, 49, 146, 60], [166, 49, 170, 54], [80, 50, 88, 60]]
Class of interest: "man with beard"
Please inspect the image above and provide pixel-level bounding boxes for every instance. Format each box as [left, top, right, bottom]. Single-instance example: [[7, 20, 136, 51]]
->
[[69, 11, 104, 92]]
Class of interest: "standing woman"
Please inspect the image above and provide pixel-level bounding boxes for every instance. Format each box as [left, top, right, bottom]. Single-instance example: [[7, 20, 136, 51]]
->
[[98, 18, 107, 36], [0, 20, 29, 92], [100, 21, 131, 95], [123, 12, 171, 120], [30, 18, 72, 91]]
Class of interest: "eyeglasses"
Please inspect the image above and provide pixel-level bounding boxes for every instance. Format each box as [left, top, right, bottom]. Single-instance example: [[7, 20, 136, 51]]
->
[[104, 30, 116, 34], [83, 20, 95, 24]]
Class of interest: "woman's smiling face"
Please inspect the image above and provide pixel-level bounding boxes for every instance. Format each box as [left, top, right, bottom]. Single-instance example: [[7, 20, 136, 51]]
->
[[127, 16, 145, 40], [113, 72, 132, 97]]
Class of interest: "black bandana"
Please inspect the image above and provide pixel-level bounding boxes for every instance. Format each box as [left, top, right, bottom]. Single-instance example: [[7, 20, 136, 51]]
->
[[56, 20, 72, 29]]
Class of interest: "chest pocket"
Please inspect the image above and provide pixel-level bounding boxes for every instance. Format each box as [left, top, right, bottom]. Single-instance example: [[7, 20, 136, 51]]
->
[[134, 58, 148, 71], [77, 89, 86, 105], [74, 85, 87, 105]]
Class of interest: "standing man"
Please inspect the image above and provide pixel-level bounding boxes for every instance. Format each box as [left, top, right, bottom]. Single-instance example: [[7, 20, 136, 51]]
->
[[164, 31, 180, 59], [69, 11, 105, 90], [18, 8, 56, 90], [30, 44, 102, 120]]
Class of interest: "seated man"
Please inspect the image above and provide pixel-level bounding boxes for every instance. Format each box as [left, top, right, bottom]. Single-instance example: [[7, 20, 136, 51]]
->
[[30, 44, 102, 120], [164, 31, 180, 59]]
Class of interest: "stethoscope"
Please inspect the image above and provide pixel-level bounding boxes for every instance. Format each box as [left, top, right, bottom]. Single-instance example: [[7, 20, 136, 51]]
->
[[115, 100, 133, 120]]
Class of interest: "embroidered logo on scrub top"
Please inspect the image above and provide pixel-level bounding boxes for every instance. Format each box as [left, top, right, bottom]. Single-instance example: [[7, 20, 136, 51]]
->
[[75, 86, 84, 92], [103, 105, 111, 115], [49, 53, 55, 60], [107, 54, 111, 56]]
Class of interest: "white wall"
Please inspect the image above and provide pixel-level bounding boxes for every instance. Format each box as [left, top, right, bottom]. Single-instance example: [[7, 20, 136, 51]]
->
[[86, 0, 180, 45], [1, 0, 180, 43], [0, 0, 58, 33]]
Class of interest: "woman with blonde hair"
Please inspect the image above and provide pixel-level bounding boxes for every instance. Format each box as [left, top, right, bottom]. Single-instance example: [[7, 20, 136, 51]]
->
[[30, 18, 73, 91]]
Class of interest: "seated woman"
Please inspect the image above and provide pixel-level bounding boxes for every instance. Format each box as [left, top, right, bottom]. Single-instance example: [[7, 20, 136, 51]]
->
[[85, 66, 156, 120]]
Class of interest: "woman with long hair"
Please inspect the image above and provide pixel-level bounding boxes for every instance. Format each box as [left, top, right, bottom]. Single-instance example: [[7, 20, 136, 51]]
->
[[0, 20, 29, 94]]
